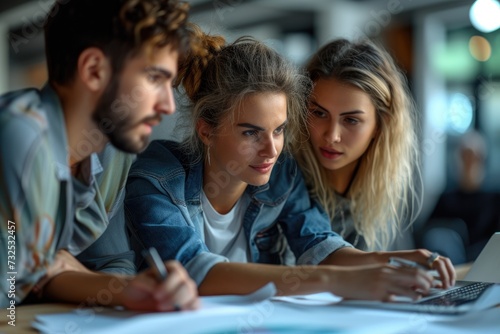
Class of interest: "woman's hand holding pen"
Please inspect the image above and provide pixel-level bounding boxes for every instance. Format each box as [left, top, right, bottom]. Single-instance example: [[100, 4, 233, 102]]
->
[[327, 263, 435, 302], [121, 260, 199, 312], [382, 249, 456, 289], [322, 247, 454, 300]]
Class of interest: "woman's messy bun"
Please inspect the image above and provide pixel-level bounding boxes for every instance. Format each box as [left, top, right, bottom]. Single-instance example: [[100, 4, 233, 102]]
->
[[175, 24, 225, 101]]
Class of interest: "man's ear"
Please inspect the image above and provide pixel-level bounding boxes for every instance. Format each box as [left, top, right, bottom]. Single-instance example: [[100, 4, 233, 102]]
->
[[196, 120, 213, 146], [77, 47, 111, 92]]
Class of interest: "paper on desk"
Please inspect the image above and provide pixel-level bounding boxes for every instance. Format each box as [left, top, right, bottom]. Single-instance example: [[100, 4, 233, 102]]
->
[[32, 283, 277, 334], [202, 281, 277, 307], [272, 292, 342, 305]]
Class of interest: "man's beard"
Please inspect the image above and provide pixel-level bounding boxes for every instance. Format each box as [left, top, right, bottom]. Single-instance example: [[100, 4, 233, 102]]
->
[[92, 78, 150, 154]]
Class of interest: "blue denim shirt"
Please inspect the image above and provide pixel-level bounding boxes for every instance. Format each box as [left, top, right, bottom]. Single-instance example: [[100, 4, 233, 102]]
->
[[125, 140, 351, 285]]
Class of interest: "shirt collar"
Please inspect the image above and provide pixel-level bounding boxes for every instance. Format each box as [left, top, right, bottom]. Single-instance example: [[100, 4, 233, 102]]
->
[[76, 152, 104, 186], [40, 83, 71, 181]]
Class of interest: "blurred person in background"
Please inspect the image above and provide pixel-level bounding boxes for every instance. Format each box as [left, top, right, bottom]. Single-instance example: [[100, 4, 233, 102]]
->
[[420, 130, 500, 265]]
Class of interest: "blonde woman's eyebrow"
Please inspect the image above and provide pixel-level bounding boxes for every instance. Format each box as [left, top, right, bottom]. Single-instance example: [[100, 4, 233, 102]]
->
[[310, 101, 328, 112], [311, 101, 365, 116], [340, 110, 365, 116]]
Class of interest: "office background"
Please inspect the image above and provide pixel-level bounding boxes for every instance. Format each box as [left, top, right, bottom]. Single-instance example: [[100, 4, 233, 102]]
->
[[1, 0, 499, 250]]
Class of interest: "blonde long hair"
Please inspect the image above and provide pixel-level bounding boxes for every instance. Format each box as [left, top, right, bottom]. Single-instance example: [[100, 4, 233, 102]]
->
[[295, 39, 422, 250]]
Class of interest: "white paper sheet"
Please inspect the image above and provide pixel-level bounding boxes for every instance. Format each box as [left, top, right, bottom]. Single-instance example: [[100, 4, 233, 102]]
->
[[32, 283, 277, 334], [272, 291, 342, 305]]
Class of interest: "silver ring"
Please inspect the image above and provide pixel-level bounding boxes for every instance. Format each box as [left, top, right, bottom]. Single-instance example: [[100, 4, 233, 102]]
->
[[427, 252, 440, 267]]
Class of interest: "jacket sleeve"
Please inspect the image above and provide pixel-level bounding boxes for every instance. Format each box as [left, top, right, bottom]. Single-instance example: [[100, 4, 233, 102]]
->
[[277, 158, 352, 265], [124, 159, 228, 286]]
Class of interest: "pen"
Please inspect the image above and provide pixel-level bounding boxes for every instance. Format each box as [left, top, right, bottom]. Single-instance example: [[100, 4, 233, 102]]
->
[[142, 247, 168, 281], [388, 257, 428, 270], [142, 247, 182, 312]]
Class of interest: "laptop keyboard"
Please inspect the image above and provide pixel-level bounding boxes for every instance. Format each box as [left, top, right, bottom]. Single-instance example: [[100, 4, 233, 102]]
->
[[419, 282, 493, 306]]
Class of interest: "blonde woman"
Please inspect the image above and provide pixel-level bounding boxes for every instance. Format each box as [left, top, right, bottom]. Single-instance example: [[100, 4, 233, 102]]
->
[[296, 39, 453, 271]]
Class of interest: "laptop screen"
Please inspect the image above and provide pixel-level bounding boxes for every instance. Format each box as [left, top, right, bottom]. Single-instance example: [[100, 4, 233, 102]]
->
[[464, 232, 500, 283]]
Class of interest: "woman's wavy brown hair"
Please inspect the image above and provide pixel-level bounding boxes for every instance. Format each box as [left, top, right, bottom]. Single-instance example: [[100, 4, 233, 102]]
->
[[175, 24, 311, 162]]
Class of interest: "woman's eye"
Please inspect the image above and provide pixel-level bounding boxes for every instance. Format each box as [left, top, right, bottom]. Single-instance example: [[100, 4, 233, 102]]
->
[[345, 117, 360, 125], [274, 126, 285, 135], [243, 130, 259, 137], [310, 108, 327, 118]]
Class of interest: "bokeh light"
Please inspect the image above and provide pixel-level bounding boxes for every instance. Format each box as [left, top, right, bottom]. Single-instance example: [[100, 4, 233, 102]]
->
[[469, 35, 492, 61], [447, 93, 474, 134], [469, 0, 500, 33]]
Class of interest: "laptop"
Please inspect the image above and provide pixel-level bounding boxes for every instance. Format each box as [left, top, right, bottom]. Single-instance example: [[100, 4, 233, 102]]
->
[[339, 232, 500, 314], [463, 232, 500, 283]]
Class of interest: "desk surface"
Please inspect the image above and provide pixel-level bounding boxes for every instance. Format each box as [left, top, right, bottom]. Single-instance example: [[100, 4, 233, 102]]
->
[[0, 263, 474, 334], [1, 303, 75, 333]]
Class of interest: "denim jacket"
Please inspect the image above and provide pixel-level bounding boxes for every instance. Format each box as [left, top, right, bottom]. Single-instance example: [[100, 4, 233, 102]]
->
[[125, 140, 351, 285]]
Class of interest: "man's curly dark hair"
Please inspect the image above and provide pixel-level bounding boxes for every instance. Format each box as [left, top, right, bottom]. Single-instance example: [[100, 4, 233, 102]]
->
[[44, 0, 191, 84]]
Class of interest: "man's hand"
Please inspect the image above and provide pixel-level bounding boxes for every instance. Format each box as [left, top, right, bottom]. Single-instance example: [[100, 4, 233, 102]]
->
[[33, 249, 94, 295], [121, 260, 199, 312]]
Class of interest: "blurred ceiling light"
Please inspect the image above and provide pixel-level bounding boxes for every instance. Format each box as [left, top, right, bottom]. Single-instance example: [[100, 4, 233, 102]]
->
[[469, 0, 500, 33], [469, 35, 492, 61], [448, 93, 473, 134]]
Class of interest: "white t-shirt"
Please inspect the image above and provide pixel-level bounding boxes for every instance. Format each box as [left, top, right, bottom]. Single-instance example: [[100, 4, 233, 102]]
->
[[202, 190, 251, 263]]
